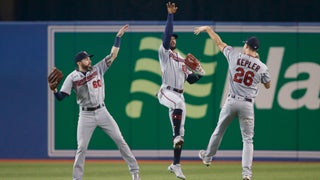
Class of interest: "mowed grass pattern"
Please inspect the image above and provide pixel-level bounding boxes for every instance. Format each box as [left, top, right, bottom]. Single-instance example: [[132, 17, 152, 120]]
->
[[0, 160, 319, 180]]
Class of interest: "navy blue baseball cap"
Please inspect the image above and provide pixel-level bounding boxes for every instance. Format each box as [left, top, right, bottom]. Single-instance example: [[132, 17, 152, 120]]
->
[[243, 36, 259, 50], [172, 33, 178, 39], [74, 51, 94, 63]]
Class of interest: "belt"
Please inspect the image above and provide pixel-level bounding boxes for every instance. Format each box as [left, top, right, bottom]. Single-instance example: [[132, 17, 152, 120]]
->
[[81, 104, 104, 111], [228, 94, 252, 103], [166, 86, 183, 93]]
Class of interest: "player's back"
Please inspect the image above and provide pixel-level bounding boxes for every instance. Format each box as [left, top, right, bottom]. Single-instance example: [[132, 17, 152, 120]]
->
[[223, 46, 268, 98]]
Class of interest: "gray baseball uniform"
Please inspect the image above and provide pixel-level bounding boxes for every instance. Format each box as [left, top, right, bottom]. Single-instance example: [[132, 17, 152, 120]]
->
[[60, 54, 139, 180], [156, 8, 204, 178], [204, 45, 271, 177], [157, 45, 191, 137]]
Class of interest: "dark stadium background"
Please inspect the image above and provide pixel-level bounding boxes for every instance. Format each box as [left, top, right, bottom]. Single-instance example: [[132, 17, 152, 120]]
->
[[0, 0, 319, 22]]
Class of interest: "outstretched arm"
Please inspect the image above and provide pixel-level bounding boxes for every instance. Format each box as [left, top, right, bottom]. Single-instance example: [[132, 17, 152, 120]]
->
[[194, 26, 227, 52], [162, 2, 178, 50], [106, 24, 129, 65]]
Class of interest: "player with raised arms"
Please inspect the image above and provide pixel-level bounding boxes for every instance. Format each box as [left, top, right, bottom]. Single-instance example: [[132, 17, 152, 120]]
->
[[194, 25, 271, 180], [157, 2, 205, 180], [48, 24, 141, 180]]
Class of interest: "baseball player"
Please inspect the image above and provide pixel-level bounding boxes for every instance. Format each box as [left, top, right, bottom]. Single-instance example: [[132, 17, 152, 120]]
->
[[50, 24, 141, 180], [194, 26, 271, 180], [157, 2, 205, 180]]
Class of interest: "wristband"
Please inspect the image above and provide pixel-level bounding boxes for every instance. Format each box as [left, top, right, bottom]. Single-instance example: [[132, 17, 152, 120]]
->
[[114, 36, 121, 47]]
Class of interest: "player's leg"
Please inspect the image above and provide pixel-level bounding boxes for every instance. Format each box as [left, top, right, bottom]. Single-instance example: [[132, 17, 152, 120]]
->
[[171, 103, 187, 179], [205, 99, 236, 157], [171, 108, 183, 138], [158, 89, 186, 146], [238, 101, 254, 179], [158, 88, 186, 178], [169, 108, 184, 165], [162, 91, 185, 145], [97, 108, 140, 175], [170, 107, 185, 147], [73, 111, 97, 180], [158, 89, 185, 136], [169, 97, 186, 179]]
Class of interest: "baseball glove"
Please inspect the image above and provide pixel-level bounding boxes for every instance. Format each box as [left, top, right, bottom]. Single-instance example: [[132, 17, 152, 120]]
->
[[48, 68, 64, 91], [185, 53, 205, 76]]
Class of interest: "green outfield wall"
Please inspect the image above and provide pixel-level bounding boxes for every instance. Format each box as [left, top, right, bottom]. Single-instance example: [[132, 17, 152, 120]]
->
[[47, 24, 320, 159]]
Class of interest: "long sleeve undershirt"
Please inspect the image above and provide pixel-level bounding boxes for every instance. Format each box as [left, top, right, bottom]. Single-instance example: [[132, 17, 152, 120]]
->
[[54, 91, 68, 101], [162, 14, 173, 50]]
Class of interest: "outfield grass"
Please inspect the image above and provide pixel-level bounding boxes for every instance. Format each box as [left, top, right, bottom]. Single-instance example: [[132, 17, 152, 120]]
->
[[0, 160, 319, 180]]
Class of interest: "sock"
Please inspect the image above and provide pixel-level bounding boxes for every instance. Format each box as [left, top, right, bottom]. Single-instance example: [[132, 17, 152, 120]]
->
[[173, 146, 182, 165]]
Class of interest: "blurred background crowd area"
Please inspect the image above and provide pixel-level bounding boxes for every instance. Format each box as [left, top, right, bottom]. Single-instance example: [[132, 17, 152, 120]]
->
[[0, 0, 319, 22]]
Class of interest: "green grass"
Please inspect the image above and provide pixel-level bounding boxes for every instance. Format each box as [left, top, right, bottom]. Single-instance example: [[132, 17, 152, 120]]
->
[[0, 160, 320, 180]]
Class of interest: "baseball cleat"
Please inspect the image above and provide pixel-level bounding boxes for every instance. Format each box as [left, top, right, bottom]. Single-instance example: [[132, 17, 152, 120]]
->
[[198, 150, 212, 166], [168, 164, 186, 180], [132, 172, 141, 180], [173, 136, 184, 149], [243, 175, 251, 180]]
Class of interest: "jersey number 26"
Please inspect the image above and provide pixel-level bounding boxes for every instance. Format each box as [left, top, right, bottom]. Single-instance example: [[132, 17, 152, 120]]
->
[[233, 67, 254, 86]]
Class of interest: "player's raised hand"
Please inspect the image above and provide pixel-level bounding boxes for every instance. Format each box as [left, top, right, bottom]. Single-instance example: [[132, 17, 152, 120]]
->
[[194, 26, 212, 35], [167, 2, 178, 14], [116, 24, 129, 37]]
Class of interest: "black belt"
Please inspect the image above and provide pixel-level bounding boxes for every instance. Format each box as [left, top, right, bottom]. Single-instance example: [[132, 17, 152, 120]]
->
[[228, 94, 252, 103], [81, 104, 104, 111], [167, 86, 183, 93]]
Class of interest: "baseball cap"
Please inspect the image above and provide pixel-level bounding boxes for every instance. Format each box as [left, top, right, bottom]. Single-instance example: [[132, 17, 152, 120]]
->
[[74, 51, 94, 63], [172, 33, 178, 39], [243, 36, 259, 50]]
